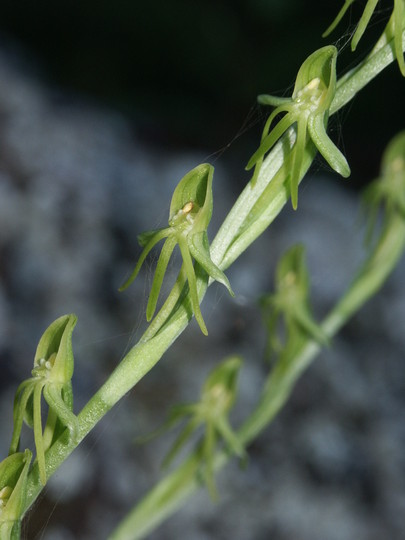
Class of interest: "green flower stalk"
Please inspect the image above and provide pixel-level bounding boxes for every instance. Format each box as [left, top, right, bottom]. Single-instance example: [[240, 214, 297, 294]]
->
[[0, 450, 32, 540], [9, 315, 78, 486], [260, 245, 328, 361], [246, 46, 350, 209], [323, 0, 405, 76], [148, 356, 245, 499], [119, 163, 234, 335]]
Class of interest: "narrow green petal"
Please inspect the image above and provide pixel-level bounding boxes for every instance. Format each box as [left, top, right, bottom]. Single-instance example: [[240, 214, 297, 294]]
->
[[178, 237, 208, 335], [322, 0, 355, 37], [202, 422, 217, 500], [162, 417, 201, 469], [32, 382, 46, 485], [146, 236, 177, 321], [42, 408, 58, 452], [43, 383, 76, 448], [257, 94, 292, 107], [293, 305, 329, 346], [188, 232, 234, 296], [290, 117, 308, 210], [9, 381, 36, 455], [246, 112, 295, 171], [119, 228, 171, 291], [352, 0, 379, 51], [394, 0, 405, 76], [43, 384, 79, 443], [138, 228, 167, 248], [308, 114, 351, 178], [141, 266, 188, 342], [215, 416, 246, 459]]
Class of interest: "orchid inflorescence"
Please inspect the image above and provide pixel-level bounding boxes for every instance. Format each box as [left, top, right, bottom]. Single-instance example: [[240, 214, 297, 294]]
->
[[246, 46, 350, 209], [120, 163, 234, 335]]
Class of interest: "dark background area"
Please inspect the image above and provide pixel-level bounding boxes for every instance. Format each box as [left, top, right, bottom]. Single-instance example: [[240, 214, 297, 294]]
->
[[0, 0, 403, 186]]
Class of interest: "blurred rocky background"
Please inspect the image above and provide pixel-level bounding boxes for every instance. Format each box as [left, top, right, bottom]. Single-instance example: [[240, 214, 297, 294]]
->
[[0, 1, 405, 539]]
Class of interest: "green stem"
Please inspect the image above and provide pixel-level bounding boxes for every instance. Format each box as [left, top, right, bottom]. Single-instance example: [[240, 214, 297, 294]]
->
[[22, 31, 404, 522], [109, 214, 405, 540]]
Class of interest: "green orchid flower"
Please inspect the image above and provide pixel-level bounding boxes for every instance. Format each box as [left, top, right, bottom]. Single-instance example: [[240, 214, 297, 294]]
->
[[144, 356, 245, 499], [323, 0, 405, 76], [364, 130, 405, 236], [0, 449, 32, 539], [119, 164, 234, 335], [246, 46, 350, 209], [260, 245, 328, 361], [9, 315, 78, 486]]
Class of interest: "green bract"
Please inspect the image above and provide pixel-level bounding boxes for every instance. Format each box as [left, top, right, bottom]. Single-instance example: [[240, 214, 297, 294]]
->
[[119, 164, 233, 335], [148, 356, 244, 499], [9, 315, 78, 486], [0, 449, 31, 539], [323, 0, 405, 76], [261, 245, 328, 360], [364, 130, 405, 235], [246, 46, 350, 209]]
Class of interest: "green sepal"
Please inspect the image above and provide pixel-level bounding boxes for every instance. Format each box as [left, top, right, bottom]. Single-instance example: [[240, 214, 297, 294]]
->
[[257, 94, 292, 107], [145, 236, 177, 321], [351, 0, 379, 51], [322, 0, 354, 39], [138, 228, 169, 248], [0, 449, 32, 539], [323, 0, 378, 51], [188, 231, 234, 296], [307, 113, 350, 178], [119, 228, 171, 291], [42, 383, 74, 451], [43, 384, 79, 443], [168, 163, 214, 232], [292, 45, 337, 112]]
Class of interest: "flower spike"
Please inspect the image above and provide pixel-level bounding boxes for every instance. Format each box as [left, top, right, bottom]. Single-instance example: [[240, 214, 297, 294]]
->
[[9, 315, 78, 485], [246, 46, 350, 209], [120, 164, 234, 335]]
